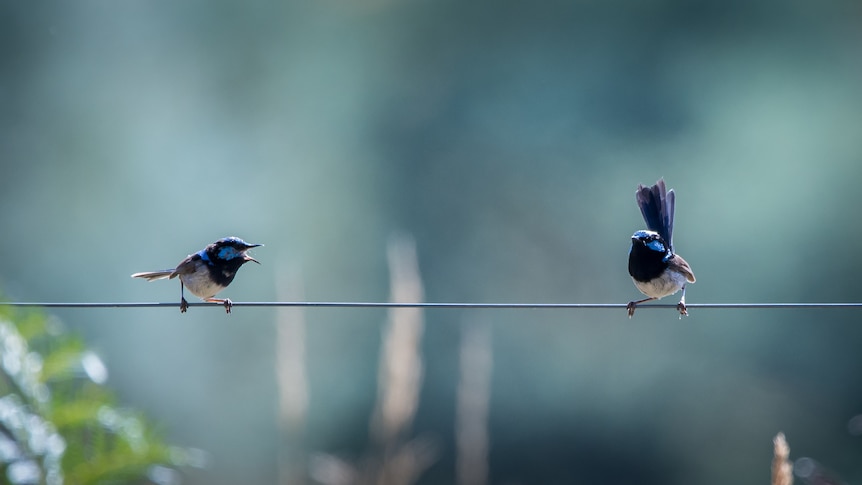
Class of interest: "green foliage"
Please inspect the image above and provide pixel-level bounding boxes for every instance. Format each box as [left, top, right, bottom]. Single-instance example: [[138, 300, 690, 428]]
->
[[0, 304, 191, 485]]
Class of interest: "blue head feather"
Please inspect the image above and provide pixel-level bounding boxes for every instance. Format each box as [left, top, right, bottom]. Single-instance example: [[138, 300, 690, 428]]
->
[[631, 230, 672, 261], [218, 236, 247, 246], [217, 245, 241, 260], [210, 237, 263, 260], [646, 239, 666, 254]]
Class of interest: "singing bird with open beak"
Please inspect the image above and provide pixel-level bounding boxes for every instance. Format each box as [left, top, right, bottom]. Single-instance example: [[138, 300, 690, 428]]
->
[[132, 236, 262, 313]]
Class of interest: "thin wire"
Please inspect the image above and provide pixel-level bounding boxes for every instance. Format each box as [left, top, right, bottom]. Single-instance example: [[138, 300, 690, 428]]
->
[[1, 302, 861, 309]]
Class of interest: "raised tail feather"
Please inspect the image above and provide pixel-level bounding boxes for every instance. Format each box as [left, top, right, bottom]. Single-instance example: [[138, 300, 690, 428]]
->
[[635, 178, 675, 250], [131, 270, 175, 281]]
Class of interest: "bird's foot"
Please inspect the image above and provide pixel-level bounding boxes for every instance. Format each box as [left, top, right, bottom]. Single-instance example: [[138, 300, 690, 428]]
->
[[180, 297, 189, 313], [206, 298, 232, 314], [677, 301, 688, 317], [626, 301, 638, 318], [627, 297, 656, 318]]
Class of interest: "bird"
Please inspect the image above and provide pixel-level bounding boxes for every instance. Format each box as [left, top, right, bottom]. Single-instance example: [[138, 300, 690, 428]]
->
[[627, 179, 695, 317], [131, 237, 263, 313]]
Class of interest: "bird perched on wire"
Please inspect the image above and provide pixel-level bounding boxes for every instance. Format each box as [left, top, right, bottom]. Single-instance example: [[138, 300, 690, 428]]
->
[[131, 237, 263, 313], [627, 179, 695, 317]]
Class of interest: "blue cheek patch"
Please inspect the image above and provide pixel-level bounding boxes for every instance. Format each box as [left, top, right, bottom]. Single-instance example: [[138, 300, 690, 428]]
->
[[218, 246, 239, 260], [646, 239, 666, 253], [199, 251, 211, 263]]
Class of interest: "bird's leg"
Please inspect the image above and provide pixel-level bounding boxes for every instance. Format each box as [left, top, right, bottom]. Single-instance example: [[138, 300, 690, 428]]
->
[[205, 298, 233, 314], [627, 297, 655, 318], [180, 282, 189, 313], [677, 285, 688, 318]]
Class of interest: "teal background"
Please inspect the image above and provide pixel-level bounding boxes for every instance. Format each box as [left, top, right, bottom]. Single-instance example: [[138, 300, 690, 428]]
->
[[2, 1, 861, 484]]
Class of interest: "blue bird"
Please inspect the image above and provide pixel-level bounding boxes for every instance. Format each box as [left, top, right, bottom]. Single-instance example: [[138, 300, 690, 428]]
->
[[132, 237, 263, 313], [627, 179, 695, 317]]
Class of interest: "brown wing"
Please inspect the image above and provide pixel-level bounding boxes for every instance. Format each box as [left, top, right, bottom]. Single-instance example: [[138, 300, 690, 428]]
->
[[170, 254, 201, 278], [669, 254, 696, 283]]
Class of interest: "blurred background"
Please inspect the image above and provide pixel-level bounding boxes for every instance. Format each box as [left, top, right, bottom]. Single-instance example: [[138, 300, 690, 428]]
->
[[1, 0, 862, 484]]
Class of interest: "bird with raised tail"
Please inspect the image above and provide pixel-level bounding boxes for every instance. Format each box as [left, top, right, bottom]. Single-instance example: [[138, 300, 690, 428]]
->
[[627, 180, 695, 317]]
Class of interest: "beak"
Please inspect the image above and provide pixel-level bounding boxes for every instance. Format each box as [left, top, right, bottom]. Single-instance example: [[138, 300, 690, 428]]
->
[[244, 243, 263, 264]]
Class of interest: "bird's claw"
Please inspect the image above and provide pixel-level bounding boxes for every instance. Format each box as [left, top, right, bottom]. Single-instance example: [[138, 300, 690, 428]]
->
[[677, 301, 688, 317], [626, 301, 637, 318], [180, 298, 189, 313], [203, 298, 233, 314]]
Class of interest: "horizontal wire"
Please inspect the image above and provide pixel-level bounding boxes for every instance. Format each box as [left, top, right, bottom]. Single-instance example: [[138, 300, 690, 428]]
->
[[0, 302, 861, 309]]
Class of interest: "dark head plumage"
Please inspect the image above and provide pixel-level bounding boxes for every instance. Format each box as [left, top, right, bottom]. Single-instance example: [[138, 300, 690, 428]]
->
[[206, 237, 263, 264], [628, 230, 671, 282], [214, 236, 263, 250]]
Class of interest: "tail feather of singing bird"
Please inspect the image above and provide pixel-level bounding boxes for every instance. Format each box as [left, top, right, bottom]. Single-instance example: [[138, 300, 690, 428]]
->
[[130, 270, 175, 281], [635, 178, 675, 251]]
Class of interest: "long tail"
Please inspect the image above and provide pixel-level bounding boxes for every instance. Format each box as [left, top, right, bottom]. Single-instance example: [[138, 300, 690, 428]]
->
[[131, 270, 175, 281], [635, 178, 675, 250]]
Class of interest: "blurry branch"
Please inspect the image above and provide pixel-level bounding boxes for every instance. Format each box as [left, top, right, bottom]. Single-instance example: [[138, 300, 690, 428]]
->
[[276, 262, 309, 485], [0, 299, 197, 485], [311, 235, 436, 485], [371, 235, 426, 446], [772, 433, 792, 485], [456, 322, 492, 485], [369, 235, 436, 484]]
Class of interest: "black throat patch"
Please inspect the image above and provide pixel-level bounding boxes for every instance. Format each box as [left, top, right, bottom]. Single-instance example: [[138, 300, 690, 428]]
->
[[628, 242, 670, 283], [203, 250, 247, 287]]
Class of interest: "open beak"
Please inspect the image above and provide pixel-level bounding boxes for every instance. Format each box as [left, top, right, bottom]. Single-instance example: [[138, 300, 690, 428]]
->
[[243, 243, 263, 264]]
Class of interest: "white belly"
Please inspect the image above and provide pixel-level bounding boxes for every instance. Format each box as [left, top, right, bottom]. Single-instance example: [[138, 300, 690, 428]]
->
[[632, 269, 688, 299], [180, 270, 226, 300]]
